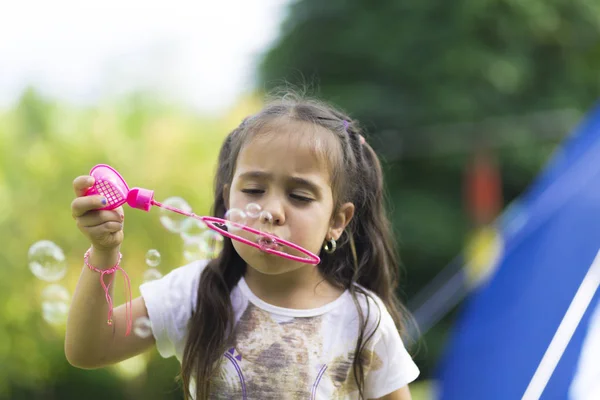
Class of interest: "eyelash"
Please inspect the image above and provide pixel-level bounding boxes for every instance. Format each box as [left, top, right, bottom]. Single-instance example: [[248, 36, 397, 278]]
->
[[241, 189, 313, 203]]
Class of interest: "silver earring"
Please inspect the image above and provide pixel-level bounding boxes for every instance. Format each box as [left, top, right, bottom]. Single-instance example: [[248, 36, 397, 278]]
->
[[323, 238, 337, 254]]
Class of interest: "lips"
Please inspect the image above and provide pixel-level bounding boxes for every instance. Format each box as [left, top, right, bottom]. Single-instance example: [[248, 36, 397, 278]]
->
[[257, 235, 281, 250]]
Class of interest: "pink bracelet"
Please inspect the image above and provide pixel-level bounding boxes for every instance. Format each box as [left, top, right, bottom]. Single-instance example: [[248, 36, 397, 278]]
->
[[84, 248, 132, 336]]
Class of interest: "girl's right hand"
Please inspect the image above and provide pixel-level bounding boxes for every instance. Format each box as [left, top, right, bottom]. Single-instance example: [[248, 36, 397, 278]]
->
[[71, 175, 125, 251]]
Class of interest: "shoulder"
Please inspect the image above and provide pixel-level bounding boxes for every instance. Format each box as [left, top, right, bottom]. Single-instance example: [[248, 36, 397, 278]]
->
[[162, 258, 209, 282], [144, 259, 211, 308], [348, 287, 420, 398], [348, 285, 398, 340], [138, 259, 210, 359]]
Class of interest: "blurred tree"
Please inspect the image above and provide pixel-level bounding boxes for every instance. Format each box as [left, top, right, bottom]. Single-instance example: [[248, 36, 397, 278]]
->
[[15, 87, 53, 139], [0, 88, 262, 399], [259, 0, 600, 376]]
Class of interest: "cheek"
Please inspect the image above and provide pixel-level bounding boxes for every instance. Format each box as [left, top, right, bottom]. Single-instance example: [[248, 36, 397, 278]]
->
[[227, 192, 248, 211], [292, 213, 330, 243]]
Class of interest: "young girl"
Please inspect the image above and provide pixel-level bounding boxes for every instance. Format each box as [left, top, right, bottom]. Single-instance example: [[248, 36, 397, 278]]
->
[[65, 94, 420, 399]]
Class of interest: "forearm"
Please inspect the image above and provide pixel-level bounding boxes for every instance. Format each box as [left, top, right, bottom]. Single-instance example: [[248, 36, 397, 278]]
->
[[64, 247, 120, 368]]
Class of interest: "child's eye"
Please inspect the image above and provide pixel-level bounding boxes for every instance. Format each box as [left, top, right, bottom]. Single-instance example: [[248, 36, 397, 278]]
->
[[241, 189, 264, 195], [290, 194, 314, 203]]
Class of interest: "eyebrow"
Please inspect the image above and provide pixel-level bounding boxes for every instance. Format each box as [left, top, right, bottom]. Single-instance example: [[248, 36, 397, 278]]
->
[[238, 171, 322, 195]]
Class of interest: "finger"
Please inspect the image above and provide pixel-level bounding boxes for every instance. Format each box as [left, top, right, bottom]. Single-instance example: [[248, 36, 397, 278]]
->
[[86, 222, 124, 236], [71, 195, 108, 218], [76, 209, 123, 227], [73, 176, 95, 197], [115, 206, 125, 220]]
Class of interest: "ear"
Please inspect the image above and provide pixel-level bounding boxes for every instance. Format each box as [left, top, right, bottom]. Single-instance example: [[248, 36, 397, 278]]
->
[[222, 184, 230, 209], [328, 202, 355, 240]]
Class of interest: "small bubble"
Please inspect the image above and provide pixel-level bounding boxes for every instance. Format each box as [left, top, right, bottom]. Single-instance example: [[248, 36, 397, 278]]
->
[[41, 284, 70, 325], [159, 197, 192, 233], [180, 218, 208, 242], [225, 208, 247, 232], [245, 203, 261, 219], [28, 240, 67, 282], [183, 239, 203, 262], [259, 211, 273, 225], [145, 249, 161, 267], [142, 268, 162, 283], [258, 211, 274, 235], [133, 317, 153, 338], [200, 230, 224, 259]]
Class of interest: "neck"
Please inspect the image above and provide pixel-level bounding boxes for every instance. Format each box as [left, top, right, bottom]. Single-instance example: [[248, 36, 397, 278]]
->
[[243, 264, 344, 309]]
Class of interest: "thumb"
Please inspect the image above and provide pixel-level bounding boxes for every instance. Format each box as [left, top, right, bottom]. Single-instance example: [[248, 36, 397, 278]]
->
[[116, 206, 125, 220]]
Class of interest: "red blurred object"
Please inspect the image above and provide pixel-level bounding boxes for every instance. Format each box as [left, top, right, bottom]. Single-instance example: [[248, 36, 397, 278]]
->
[[464, 148, 502, 225]]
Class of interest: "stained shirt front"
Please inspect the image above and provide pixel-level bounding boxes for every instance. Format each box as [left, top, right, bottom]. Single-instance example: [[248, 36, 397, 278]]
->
[[140, 261, 420, 399]]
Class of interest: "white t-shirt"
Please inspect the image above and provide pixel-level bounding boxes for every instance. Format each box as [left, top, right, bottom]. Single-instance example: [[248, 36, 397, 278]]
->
[[140, 260, 420, 399]]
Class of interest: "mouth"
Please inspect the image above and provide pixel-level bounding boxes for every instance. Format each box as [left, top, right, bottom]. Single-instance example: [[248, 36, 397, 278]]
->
[[257, 235, 282, 251]]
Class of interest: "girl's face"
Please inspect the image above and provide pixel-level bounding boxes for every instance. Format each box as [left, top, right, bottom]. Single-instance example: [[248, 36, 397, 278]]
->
[[225, 120, 353, 276]]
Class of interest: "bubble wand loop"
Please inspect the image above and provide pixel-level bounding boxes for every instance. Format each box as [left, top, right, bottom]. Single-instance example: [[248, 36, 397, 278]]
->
[[85, 164, 320, 265]]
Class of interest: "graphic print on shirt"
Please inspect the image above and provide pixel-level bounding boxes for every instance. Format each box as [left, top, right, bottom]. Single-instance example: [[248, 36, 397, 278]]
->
[[210, 303, 383, 399]]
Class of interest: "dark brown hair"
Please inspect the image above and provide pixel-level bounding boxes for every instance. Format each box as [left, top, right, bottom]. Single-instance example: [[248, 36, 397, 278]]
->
[[181, 92, 408, 399]]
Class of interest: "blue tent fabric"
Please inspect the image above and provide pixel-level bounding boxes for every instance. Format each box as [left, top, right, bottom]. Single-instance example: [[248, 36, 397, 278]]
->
[[437, 104, 600, 400], [569, 297, 600, 398]]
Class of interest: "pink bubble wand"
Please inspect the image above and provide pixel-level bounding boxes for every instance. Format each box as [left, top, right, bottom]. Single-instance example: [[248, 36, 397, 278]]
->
[[85, 164, 320, 265]]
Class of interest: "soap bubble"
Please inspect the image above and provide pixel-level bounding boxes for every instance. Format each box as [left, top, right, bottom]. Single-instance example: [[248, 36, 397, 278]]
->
[[159, 197, 191, 233], [258, 211, 274, 236], [145, 249, 161, 267], [133, 317, 153, 339], [28, 240, 67, 282], [245, 203, 261, 219], [183, 239, 204, 262], [41, 284, 70, 325], [142, 268, 162, 283], [259, 211, 273, 226], [225, 208, 247, 232], [180, 218, 208, 242], [200, 230, 224, 259]]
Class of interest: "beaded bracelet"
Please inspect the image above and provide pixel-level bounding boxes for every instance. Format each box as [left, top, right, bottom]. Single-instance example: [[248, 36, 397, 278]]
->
[[84, 248, 132, 336]]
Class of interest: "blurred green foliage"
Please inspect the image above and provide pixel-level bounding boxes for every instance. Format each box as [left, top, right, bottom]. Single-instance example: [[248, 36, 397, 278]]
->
[[259, 0, 600, 378], [3, 0, 600, 398], [0, 88, 261, 399]]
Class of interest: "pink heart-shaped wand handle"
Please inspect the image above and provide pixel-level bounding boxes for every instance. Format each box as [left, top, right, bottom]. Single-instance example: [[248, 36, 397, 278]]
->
[[85, 164, 130, 210]]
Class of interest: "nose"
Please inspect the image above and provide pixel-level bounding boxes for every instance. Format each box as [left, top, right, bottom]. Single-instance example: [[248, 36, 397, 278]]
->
[[260, 195, 285, 226]]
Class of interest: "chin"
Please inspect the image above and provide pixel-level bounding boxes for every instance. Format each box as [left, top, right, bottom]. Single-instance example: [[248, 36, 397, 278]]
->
[[249, 255, 299, 275], [249, 264, 294, 276], [235, 247, 302, 275]]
